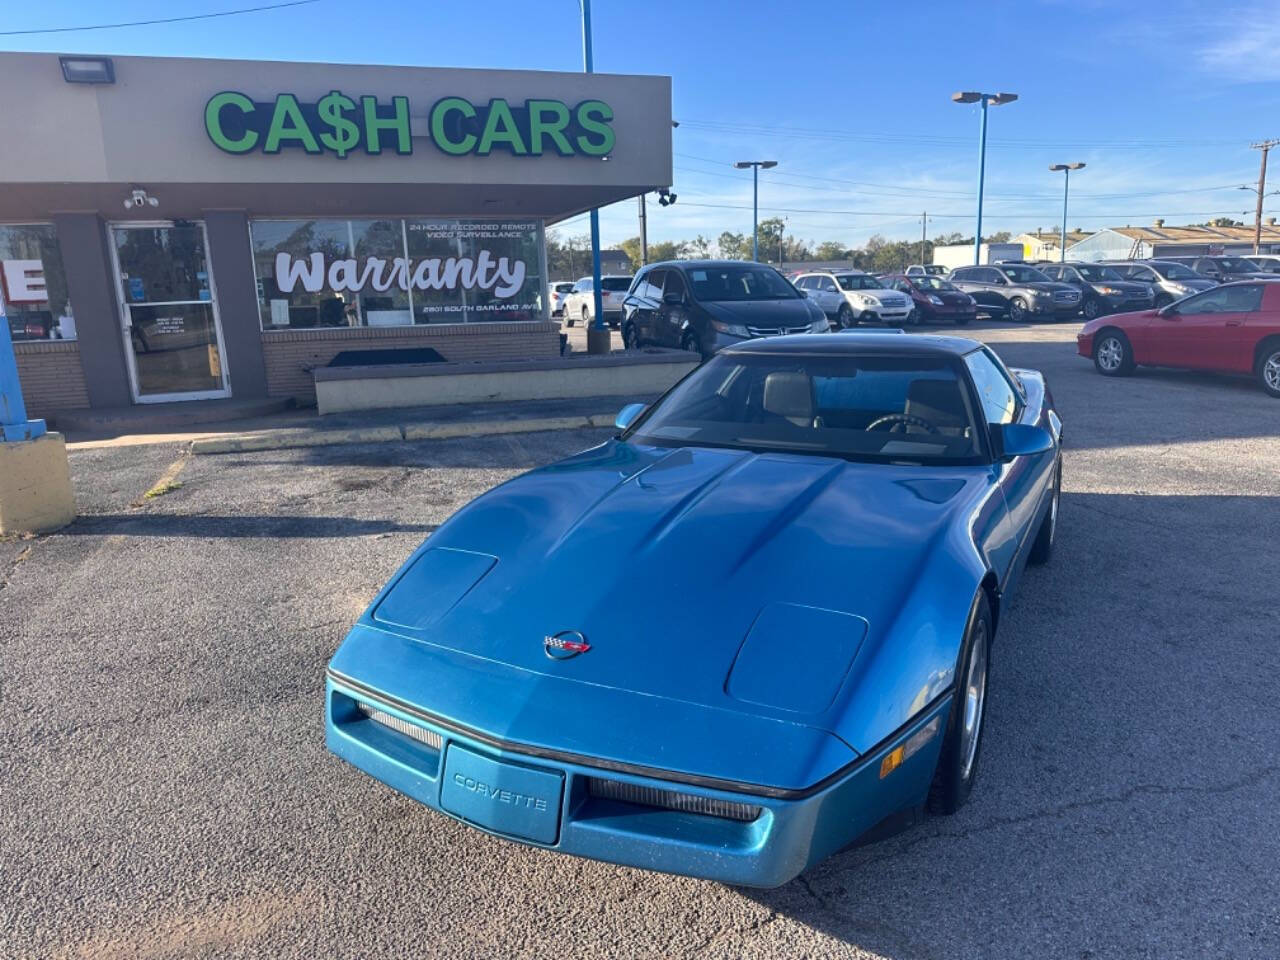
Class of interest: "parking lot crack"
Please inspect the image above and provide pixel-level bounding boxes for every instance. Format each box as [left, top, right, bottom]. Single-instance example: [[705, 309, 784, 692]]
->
[[0, 542, 36, 593]]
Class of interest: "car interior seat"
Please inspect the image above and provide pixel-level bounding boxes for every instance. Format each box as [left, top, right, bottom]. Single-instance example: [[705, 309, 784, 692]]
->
[[762, 372, 821, 427], [904, 378, 971, 437]]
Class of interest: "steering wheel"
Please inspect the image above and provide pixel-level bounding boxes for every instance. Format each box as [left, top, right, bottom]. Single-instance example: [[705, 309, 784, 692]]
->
[[865, 413, 939, 434]]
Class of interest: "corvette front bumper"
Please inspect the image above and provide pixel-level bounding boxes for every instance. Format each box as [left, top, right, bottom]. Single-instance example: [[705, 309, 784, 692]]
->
[[325, 673, 949, 888]]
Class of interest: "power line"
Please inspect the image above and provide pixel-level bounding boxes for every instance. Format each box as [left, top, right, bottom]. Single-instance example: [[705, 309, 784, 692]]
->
[[0, 0, 320, 35]]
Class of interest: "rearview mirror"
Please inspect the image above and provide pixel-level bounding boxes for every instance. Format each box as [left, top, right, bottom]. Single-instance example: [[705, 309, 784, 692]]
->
[[994, 422, 1054, 461], [615, 403, 646, 432]]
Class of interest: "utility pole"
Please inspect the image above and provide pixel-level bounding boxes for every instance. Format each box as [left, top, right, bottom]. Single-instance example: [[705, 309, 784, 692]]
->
[[637, 193, 648, 265], [1251, 139, 1279, 255], [920, 212, 927, 265]]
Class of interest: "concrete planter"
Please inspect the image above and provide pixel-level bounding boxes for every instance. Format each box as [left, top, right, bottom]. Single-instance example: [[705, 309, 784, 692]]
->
[[314, 349, 697, 416]]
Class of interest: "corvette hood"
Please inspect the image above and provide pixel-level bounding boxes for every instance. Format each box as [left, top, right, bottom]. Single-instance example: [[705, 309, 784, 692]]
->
[[349, 442, 985, 724]]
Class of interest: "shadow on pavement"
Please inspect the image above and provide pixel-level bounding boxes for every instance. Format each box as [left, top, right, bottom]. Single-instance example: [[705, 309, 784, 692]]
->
[[59, 514, 438, 539]]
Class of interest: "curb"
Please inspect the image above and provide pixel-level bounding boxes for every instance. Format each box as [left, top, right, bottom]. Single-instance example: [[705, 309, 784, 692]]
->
[[189, 414, 615, 455]]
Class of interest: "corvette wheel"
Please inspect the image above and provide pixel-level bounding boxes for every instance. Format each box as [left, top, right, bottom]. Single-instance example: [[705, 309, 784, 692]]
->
[[1028, 456, 1061, 565], [1093, 330, 1135, 377], [1257, 343, 1280, 397], [837, 303, 854, 328], [1008, 297, 1028, 322], [928, 593, 992, 815]]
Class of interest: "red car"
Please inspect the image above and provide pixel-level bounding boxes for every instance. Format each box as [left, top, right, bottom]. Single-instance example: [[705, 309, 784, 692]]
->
[[1078, 280, 1280, 397]]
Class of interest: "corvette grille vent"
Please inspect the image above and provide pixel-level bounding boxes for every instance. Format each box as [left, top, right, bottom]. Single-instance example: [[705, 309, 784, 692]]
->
[[585, 777, 762, 822], [356, 701, 443, 751]]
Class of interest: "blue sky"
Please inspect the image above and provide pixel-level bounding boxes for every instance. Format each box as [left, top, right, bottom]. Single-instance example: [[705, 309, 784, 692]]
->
[[7, 0, 1280, 251]]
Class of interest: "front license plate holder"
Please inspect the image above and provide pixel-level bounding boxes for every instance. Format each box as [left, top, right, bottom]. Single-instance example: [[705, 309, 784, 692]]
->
[[440, 745, 564, 845]]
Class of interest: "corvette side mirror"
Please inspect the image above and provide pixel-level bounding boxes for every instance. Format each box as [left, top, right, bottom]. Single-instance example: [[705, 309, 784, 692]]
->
[[1158, 304, 1179, 318], [615, 403, 646, 432], [993, 422, 1053, 461]]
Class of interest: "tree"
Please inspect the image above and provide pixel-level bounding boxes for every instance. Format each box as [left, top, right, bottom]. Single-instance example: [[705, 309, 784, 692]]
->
[[814, 240, 852, 261], [546, 230, 591, 279], [618, 236, 644, 270], [718, 231, 749, 260], [1206, 217, 1243, 227], [985, 231, 1012, 243], [648, 240, 689, 262], [689, 234, 712, 258]]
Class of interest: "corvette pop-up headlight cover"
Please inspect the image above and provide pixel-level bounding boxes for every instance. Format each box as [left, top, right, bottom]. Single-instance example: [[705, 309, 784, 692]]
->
[[373, 547, 498, 631]]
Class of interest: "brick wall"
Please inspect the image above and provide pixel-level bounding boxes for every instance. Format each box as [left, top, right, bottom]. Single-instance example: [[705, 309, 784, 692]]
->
[[13, 341, 90, 419], [261, 322, 562, 405]]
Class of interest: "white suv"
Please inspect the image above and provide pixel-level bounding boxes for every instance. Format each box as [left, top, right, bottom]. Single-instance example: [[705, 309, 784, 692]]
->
[[794, 271, 914, 328], [562, 275, 634, 328]]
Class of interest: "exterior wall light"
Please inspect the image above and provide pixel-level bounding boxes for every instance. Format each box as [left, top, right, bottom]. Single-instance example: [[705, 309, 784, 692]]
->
[[59, 56, 115, 84]]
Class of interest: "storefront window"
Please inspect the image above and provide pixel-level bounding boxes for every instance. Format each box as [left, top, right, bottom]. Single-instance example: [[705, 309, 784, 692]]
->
[[250, 218, 545, 329], [0, 224, 75, 341]]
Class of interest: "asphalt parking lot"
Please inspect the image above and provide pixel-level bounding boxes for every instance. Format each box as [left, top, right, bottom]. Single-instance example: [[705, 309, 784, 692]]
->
[[3, 318, 1278, 959]]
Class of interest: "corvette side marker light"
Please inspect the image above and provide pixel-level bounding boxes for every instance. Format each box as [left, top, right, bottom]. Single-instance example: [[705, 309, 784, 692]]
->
[[880, 717, 941, 779]]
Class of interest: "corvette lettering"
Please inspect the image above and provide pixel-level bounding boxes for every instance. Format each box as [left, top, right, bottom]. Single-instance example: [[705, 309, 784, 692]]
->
[[452, 773, 547, 811]]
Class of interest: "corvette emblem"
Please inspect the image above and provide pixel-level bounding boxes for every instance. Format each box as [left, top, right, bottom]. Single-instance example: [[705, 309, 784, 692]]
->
[[544, 630, 591, 660]]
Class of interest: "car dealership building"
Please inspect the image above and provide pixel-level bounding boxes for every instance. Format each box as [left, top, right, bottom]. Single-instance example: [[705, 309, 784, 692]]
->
[[0, 52, 671, 420]]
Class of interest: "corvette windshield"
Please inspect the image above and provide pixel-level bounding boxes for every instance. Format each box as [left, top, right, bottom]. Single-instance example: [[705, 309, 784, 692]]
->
[[626, 353, 983, 464]]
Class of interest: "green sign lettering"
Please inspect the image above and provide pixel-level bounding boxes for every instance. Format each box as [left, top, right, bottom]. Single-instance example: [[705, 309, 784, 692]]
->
[[575, 100, 615, 156], [204, 91, 259, 153], [264, 94, 321, 154], [527, 100, 573, 156], [430, 97, 478, 155], [476, 99, 527, 156], [363, 95, 412, 155], [204, 91, 616, 159]]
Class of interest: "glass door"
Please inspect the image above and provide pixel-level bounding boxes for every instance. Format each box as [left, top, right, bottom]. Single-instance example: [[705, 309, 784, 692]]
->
[[110, 222, 230, 402]]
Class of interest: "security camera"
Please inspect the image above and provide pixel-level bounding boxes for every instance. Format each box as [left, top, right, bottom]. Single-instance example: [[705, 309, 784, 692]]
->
[[124, 188, 158, 209], [657, 189, 677, 207]]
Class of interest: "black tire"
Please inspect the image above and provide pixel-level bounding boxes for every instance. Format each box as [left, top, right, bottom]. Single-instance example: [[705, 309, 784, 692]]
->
[[681, 330, 706, 360], [1093, 328, 1136, 377], [908, 307, 922, 326], [837, 303, 854, 329], [927, 592, 993, 816], [1028, 456, 1061, 565], [954, 315, 972, 326], [622, 323, 640, 350], [580, 305, 591, 327], [1082, 297, 1102, 320], [1008, 297, 1028, 323], [1256, 340, 1280, 397]]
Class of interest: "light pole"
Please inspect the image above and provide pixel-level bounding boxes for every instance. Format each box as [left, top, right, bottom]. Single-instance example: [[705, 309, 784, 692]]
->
[[734, 160, 777, 261], [579, 0, 609, 352], [1049, 163, 1085, 261], [952, 91, 1018, 265]]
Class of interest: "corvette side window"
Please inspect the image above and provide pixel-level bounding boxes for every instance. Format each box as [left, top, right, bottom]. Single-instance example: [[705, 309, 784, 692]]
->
[[964, 350, 1018, 425]]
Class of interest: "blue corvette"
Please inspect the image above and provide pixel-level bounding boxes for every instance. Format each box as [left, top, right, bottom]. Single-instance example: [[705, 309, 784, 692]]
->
[[326, 332, 1063, 887]]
